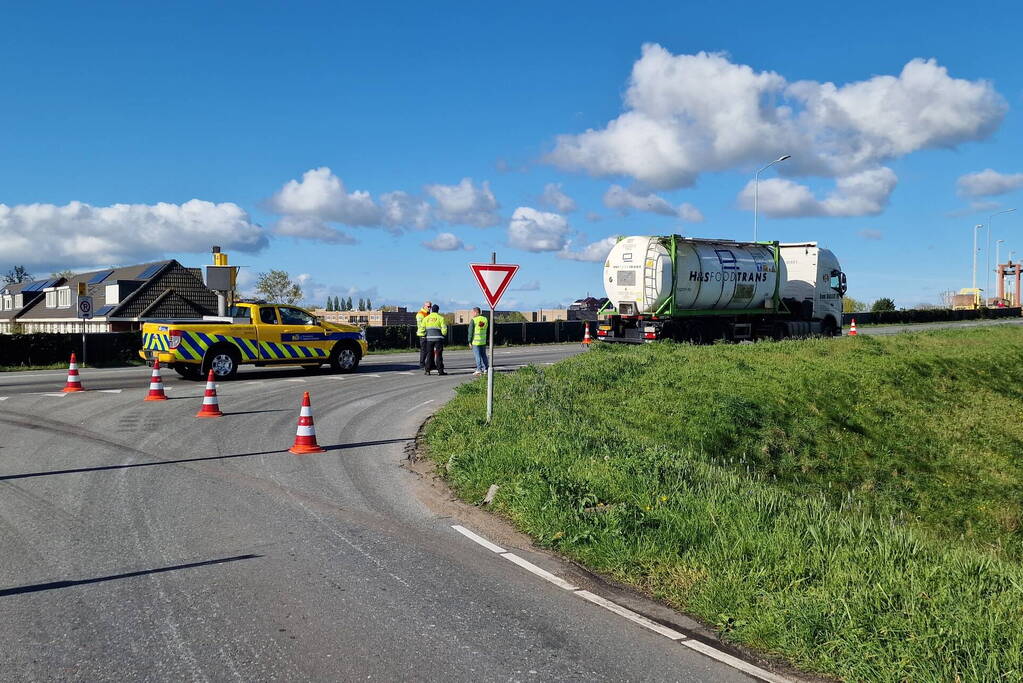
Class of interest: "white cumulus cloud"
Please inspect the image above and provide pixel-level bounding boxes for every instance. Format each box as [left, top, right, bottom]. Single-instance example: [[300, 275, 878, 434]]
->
[[558, 236, 619, 262], [507, 207, 570, 252], [547, 45, 1005, 212], [738, 167, 898, 218], [0, 199, 267, 269], [425, 178, 500, 227], [539, 183, 577, 212], [422, 232, 472, 251], [267, 167, 432, 236], [274, 216, 358, 244], [603, 184, 704, 221], [956, 169, 1023, 198]]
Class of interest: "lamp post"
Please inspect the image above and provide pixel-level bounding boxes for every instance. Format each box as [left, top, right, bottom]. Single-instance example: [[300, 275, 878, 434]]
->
[[754, 155, 791, 242], [972, 224, 983, 290], [987, 208, 1016, 302]]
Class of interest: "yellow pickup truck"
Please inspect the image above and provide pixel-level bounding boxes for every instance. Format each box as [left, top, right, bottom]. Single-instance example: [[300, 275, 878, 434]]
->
[[139, 301, 367, 379]]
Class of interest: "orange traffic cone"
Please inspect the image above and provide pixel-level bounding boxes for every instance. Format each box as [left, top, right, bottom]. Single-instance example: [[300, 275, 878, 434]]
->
[[62, 352, 85, 392], [848, 318, 858, 336], [144, 359, 168, 401], [289, 391, 325, 454], [195, 370, 223, 417], [582, 322, 593, 346]]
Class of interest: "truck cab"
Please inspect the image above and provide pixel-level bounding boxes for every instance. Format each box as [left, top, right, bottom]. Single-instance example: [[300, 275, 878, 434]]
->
[[140, 301, 367, 379]]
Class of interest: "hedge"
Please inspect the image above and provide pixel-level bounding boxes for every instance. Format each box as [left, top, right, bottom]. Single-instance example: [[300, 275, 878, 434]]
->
[[842, 307, 1020, 325], [0, 332, 142, 367]]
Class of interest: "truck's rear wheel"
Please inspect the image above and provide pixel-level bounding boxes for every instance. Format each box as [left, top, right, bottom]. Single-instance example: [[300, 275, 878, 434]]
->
[[329, 342, 361, 373], [202, 346, 240, 379]]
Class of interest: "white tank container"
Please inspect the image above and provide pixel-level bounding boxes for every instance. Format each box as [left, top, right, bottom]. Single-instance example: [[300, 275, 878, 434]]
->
[[603, 235, 786, 313]]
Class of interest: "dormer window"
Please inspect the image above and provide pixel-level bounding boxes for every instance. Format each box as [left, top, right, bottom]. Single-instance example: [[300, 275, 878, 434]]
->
[[45, 289, 57, 308], [57, 287, 72, 308], [2, 295, 12, 311]]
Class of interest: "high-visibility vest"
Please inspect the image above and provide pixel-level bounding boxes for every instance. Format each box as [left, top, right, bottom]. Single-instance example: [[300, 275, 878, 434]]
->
[[470, 315, 488, 346], [422, 312, 447, 339], [415, 308, 429, 337]]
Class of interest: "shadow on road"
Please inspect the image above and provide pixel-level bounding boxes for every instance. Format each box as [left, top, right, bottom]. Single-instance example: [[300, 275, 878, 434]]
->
[[0, 554, 261, 597], [0, 438, 414, 481]]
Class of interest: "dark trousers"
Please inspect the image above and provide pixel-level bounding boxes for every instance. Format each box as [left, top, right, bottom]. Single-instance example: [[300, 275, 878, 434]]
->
[[419, 337, 428, 367], [425, 340, 445, 372]]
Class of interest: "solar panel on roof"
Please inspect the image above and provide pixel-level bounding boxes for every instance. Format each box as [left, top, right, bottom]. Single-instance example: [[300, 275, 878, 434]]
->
[[87, 270, 113, 284], [22, 279, 56, 292], [136, 263, 164, 279], [93, 305, 115, 316], [21, 282, 40, 292]]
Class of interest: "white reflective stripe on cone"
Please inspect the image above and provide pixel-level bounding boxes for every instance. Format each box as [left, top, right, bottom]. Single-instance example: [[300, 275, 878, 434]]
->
[[300, 406, 313, 417], [150, 382, 163, 389], [296, 426, 316, 436], [202, 396, 219, 405]]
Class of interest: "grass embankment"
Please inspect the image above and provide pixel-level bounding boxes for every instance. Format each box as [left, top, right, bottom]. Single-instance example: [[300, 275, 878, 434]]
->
[[424, 329, 1023, 681]]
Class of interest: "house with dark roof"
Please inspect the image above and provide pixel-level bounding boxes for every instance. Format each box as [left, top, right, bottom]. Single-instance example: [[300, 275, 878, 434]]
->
[[11, 260, 219, 333], [0, 277, 65, 333]]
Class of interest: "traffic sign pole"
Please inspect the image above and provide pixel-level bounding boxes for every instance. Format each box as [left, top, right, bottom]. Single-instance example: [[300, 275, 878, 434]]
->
[[77, 296, 94, 367], [487, 253, 495, 422], [469, 256, 519, 424]]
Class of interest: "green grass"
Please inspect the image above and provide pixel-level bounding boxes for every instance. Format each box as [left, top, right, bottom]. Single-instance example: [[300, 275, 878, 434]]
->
[[424, 328, 1023, 681]]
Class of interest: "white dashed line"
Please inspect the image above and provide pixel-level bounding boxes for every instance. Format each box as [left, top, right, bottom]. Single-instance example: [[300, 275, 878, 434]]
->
[[451, 524, 789, 682], [406, 399, 435, 413], [97, 389, 123, 393], [284, 379, 306, 383], [362, 374, 382, 378], [0, 397, 7, 401], [681, 639, 790, 683], [575, 590, 685, 640], [501, 553, 579, 591], [451, 525, 506, 553], [41, 393, 69, 397]]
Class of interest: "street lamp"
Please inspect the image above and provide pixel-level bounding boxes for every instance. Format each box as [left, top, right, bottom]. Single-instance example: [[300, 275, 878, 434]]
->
[[754, 155, 791, 242], [972, 224, 983, 290], [987, 208, 1016, 301]]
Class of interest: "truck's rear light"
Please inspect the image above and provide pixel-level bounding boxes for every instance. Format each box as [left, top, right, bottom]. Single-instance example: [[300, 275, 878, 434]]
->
[[643, 332, 657, 339], [168, 330, 181, 349], [597, 329, 608, 336]]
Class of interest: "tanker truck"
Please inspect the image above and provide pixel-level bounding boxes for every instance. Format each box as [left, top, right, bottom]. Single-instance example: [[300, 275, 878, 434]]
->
[[596, 235, 846, 343]]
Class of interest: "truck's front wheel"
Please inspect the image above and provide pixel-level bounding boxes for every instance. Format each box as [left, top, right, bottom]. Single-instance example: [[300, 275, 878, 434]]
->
[[202, 346, 240, 379], [329, 342, 361, 374]]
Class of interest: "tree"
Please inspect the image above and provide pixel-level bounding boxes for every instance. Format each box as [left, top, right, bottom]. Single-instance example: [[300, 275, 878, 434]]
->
[[325, 297, 333, 311], [496, 311, 527, 323], [255, 270, 303, 304], [366, 298, 372, 310], [333, 295, 341, 311], [51, 269, 75, 280], [3, 265, 33, 285], [358, 297, 365, 311], [870, 297, 896, 313], [345, 296, 353, 310], [842, 297, 867, 313]]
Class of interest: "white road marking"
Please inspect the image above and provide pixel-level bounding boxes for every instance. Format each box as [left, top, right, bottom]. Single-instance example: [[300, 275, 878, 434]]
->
[[575, 590, 686, 641], [284, 379, 306, 383], [407, 399, 435, 413], [501, 553, 579, 591], [98, 389, 123, 393], [451, 525, 506, 553], [681, 639, 790, 683], [41, 393, 69, 397], [396, 371, 416, 375], [0, 396, 7, 401], [362, 374, 382, 378], [452, 524, 790, 682]]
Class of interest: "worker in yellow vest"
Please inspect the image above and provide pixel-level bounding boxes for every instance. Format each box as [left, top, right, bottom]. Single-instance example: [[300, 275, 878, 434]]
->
[[422, 304, 448, 375], [469, 306, 489, 376], [416, 300, 432, 368]]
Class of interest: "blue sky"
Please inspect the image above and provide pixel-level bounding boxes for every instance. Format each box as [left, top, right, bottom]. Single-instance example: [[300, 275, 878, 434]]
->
[[3, 1, 1022, 310]]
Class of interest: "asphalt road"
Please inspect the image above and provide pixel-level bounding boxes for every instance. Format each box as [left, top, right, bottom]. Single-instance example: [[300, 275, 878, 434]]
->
[[0, 345, 770, 682]]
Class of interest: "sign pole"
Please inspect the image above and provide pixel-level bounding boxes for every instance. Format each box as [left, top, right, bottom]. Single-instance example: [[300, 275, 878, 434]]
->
[[486, 252, 496, 422]]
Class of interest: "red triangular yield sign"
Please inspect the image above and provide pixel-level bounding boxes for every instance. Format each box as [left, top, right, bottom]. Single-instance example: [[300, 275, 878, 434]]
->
[[469, 263, 519, 309]]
